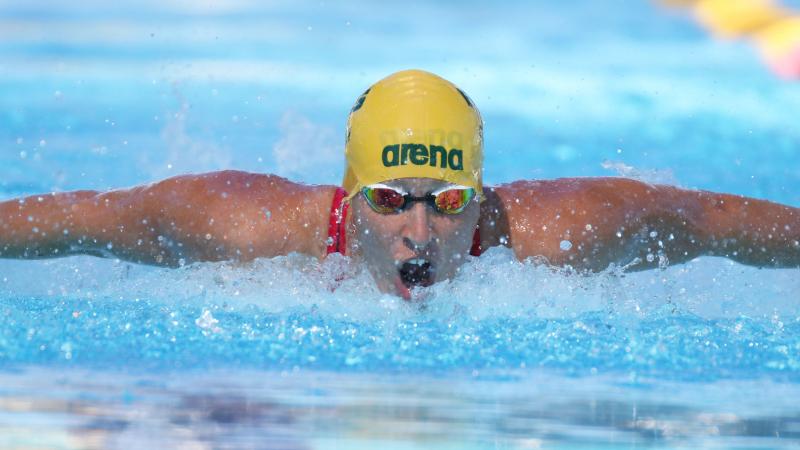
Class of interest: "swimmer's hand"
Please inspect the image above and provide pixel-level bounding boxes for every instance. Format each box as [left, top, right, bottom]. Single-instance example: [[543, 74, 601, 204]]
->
[[0, 171, 335, 266], [487, 177, 800, 271]]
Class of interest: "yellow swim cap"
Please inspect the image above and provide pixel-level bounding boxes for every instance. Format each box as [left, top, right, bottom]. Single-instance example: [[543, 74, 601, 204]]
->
[[342, 69, 483, 200]]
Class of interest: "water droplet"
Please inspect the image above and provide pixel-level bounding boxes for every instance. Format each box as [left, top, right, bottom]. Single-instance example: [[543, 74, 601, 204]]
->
[[559, 240, 572, 251], [658, 253, 669, 269], [195, 309, 221, 334]]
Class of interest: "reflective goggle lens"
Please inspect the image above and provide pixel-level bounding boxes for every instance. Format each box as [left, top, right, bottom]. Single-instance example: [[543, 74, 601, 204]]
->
[[364, 187, 405, 213], [434, 187, 474, 214]]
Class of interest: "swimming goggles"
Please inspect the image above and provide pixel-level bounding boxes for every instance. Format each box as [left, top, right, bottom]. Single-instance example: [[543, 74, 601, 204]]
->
[[361, 183, 477, 215]]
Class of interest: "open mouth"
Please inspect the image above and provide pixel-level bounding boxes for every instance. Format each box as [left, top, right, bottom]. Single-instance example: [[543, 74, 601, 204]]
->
[[398, 258, 435, 288]]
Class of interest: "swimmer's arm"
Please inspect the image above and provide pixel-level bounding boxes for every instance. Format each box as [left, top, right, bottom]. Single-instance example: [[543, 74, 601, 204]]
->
[[0, 171, 336, 266], [486, 178, 800, 271]]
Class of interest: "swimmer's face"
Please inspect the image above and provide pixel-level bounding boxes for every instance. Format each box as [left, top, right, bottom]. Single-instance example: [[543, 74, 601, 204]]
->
[[349, 178, 480, 300]]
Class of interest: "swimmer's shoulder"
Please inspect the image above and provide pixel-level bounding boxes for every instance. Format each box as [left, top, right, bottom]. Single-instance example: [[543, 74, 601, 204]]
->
[[147, 171, 339, 259], [479, 179, 574, 235], [479, 177, 658, 254], [152, 170, 327, 193], [486, 177, 655, 211]]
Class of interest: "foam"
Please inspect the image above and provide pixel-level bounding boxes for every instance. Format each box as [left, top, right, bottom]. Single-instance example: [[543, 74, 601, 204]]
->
[[1, 246, 797, 322]]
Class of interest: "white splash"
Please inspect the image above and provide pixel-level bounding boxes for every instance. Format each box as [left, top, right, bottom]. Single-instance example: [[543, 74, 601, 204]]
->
[[0, 247, 797, 322], [272, 111, 341, 184], [601, 160, 680, 185]]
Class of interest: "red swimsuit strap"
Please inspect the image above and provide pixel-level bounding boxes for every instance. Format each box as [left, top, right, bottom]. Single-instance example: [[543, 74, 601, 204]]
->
[[326, 187, 349, 256], [470, 226, 482, 257], [326, 187, 482, 257]]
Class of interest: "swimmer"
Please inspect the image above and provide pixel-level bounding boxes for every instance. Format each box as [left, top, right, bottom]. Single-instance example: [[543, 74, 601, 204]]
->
[[1, 69, 799, 299]]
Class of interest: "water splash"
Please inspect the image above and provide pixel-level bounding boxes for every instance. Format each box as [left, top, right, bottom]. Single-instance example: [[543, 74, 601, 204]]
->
[[0, 249, 797, 378]]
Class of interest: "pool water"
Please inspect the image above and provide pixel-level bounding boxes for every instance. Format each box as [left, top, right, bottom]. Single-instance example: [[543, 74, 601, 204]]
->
[[1, 0, 800, 448]]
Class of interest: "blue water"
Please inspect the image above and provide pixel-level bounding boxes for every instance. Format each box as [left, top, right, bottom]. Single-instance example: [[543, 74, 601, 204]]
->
[[1, 0, 800, 448]]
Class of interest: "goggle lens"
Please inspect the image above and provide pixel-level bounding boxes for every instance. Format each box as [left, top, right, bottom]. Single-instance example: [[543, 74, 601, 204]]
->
[[365, 187, 405, 213], [434, 187, 474, 214]]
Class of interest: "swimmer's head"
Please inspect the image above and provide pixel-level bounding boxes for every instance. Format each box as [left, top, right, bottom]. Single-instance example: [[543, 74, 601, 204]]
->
[[343, 70, 484, 300], [342, 69, 484, 199]]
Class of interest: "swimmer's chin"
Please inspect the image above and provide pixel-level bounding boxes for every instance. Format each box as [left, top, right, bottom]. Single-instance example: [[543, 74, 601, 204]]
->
[[393, 276, 436, 302], [393, 276, 413, 300], [371, 263, 437, 301]]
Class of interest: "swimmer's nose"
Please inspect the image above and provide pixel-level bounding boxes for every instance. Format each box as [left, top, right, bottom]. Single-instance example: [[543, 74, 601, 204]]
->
[[403, 201, 432, 251]]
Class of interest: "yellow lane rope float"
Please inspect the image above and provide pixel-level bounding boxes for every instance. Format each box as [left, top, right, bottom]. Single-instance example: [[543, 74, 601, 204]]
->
[[661, 0, 800, 78]]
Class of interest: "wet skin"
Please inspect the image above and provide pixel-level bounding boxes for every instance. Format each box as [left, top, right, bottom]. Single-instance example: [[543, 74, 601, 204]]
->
[[1, 170, 800, 299]]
